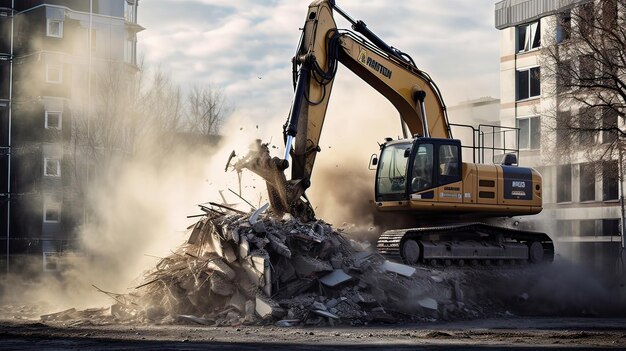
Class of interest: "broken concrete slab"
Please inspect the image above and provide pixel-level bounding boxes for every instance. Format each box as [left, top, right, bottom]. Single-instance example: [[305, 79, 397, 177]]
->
[[255, 295, 285, 319], [211, 229, 224, 258], [207, 258, 236, 280], [239, 236, 250, 258], [319, 269, 352, 287], [417, 297, 438, 311], [223, 244, 237, 263], [381, 260, 416, 277], [312, 301, 327, 311]]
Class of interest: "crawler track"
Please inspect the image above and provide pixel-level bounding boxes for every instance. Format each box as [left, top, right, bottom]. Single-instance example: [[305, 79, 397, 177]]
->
[[377, 222, 554, 266]]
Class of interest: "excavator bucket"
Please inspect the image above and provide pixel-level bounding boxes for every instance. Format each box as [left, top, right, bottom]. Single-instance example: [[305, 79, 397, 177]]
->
[[232, 141, 316, 222]]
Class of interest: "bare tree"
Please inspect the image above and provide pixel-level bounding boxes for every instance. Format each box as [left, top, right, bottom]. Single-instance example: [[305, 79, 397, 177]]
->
[[186, 84, 227, 137], [541, 0, 625, 169], [133, 67, 185, 154]]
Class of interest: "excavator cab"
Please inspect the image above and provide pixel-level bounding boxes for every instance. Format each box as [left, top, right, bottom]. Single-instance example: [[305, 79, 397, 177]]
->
[[375, 138, 462, 203]]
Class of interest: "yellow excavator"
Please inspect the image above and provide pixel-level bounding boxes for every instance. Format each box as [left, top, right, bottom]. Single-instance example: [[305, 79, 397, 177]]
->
[[238, 0, 553, 266]]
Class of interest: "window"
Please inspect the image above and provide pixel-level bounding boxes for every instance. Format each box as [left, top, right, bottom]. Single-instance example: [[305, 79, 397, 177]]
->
[[579, 2, 594, 37], [579, 55, 596, 86], [438, 145, 459, 176], [44, 158, 61, 177], [438, 144, 460, 185], [47, 19, 63, 38], [556, 10, 571, 43], [45, 111, 62, 130], [557, 60, 572, 92], [46, 64, 62, 84], [43, 201, 61, 223], [578, 108, 597, 146], [556, 164, 572, 203], [411, 143, 434, 192], [377, 142, 411, 196], [517, 21, 540, 52], [517, 116, 540, 150], [601, 49, 618, 87], [602, 161, 618, 201], [602, 0, 618, 27], [556, 110, 571, 149], [516, 67, 540, 100], [124, 39, 135, 64], [602, 219, 620, 236], [602, 108, 618, 144], [579, 220, 601, 236], [579, 163, 595, 202], [124, 0, 136, 22]]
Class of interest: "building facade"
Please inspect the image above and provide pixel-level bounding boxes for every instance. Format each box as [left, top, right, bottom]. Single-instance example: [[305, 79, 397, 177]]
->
[[495, 0, 623, 273], [0, 0, 142, 272]]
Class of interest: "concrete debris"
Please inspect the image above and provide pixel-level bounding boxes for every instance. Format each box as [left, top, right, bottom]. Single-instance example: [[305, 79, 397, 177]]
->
[[275, 319, 300, 327], [417, 297, 439, 311], [312, 309, 340, 320], [256, 295, 285, 319], [381, 260, 416, 277], [319, 269, 352, 287], [177, 314, 212, 325], [40, 203, 517, 327]]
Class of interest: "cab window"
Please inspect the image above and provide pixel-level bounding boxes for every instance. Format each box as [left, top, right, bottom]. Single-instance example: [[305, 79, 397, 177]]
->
[[376, 143, 410, 195], [438, 144, 460, 184], [411, 143, 433, 192]]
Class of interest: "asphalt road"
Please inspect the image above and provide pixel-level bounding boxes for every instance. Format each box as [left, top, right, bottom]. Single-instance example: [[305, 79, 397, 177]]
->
[[1, 317, 626, 350]]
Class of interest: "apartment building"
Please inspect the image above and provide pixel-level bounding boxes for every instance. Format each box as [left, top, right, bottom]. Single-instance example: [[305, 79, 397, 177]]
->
[[495, 0, 623, 272], [0, 0, 142, 272]]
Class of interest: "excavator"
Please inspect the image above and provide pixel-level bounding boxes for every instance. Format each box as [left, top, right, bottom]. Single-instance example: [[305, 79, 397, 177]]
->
[[237, 0, 553, 266]]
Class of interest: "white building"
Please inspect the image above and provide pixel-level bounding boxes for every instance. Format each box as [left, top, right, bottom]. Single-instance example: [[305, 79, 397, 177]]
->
[[494, 0, 623, 271]]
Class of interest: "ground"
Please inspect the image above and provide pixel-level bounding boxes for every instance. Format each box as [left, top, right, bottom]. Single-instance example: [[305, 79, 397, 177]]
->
[[1, 317, 626, 350]]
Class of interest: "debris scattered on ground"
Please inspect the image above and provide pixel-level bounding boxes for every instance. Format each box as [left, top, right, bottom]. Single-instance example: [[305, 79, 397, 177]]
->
[[38, 204, 502, 327]]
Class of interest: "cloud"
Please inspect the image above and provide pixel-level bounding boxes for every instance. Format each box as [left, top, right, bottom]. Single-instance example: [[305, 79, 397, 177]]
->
[[138, 0, 500, 124]]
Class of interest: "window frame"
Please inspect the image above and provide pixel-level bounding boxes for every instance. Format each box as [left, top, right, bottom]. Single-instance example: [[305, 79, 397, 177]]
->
[[43, 201, 61, 223], [45, 64, 63, 84], [578, 162, 596, 202], [556, 9, 572, 44], [45, 111, 62, 130], [556, 164, 572, 203], [516, 115, 541, 150], [602, 108, 618, 144], [44, 157, 61, 177], [602, 161, 619, 201], [516, 66, 541, 101], [46, 19, 63, 38], [516, 20, 541, 53]]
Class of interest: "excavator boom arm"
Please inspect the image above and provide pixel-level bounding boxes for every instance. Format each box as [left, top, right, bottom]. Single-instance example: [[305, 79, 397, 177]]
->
[[238, 0, 452, 222], [286, 0, 451, 188]]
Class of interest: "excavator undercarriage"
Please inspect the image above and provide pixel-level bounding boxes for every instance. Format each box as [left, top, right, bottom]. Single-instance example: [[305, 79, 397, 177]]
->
[[377, 223, 554, 266]]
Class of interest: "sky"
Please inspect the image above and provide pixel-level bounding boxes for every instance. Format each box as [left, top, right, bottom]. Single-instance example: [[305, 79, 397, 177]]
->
[[137, 0, 501, 125]]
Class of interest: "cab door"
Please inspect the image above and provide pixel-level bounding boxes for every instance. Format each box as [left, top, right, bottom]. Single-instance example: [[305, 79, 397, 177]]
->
[[435, 141, 463, 203]]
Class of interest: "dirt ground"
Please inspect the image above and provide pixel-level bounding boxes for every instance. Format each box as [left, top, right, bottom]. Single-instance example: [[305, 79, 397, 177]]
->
[[1, 317, 626, 350]]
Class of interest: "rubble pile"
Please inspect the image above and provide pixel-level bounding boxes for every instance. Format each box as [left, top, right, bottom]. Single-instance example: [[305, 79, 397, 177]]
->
[[34, 205, 535, 327], [89, 204, 487, 327]]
